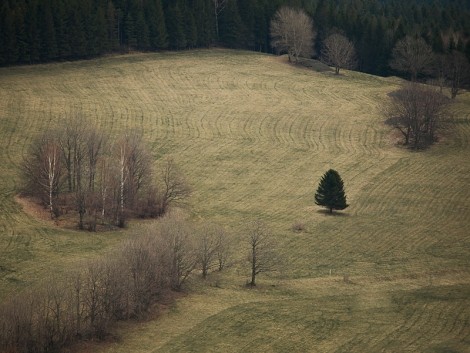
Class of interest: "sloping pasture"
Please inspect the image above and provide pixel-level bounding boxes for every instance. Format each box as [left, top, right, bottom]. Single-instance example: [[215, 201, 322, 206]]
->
[[0, 50, 469, 352]]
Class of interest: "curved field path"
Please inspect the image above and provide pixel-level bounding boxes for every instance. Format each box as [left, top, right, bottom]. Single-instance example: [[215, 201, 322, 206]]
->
[[0, 50, 469, 352]]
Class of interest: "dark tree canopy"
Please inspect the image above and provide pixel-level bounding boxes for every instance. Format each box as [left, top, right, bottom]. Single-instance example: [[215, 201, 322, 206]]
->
[[0, 0, 469, 78], [314, 169, 348, 213]]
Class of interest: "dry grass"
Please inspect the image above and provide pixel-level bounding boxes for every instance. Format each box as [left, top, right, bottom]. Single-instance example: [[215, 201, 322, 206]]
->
[[1, 49, 470, 352]]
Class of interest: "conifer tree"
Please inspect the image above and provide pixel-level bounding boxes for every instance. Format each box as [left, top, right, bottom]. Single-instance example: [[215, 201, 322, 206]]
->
[[146, 0, 168, 49], [314, 169, 348, 214]]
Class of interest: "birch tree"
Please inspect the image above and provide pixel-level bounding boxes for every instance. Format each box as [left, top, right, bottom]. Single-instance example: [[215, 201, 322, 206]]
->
[[22, 134, 63, 218]]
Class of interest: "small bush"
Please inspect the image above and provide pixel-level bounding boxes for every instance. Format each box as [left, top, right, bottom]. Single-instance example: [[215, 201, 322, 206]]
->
[[291, 221, 305, 232]]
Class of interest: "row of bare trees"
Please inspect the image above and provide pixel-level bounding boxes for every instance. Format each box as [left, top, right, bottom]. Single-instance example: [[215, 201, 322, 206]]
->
[[269, 7, 469, 97], [21, 116, 189, 230], [0, 214, 234, 353], [269, 7, 357, 75]]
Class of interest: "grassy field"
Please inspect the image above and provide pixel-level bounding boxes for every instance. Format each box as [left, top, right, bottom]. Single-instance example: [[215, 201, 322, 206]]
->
[[1, 49, 469, 352]]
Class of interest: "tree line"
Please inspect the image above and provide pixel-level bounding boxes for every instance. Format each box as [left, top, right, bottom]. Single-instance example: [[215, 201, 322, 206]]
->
[[1, 0, 469, 77], [0, 213, 287, 353], [21, 114, 190, 230], [0, 214, 228, 352]]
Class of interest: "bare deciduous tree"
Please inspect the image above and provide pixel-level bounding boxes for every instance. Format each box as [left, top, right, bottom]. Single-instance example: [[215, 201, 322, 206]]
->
[[195, 224, 219, 279], [321, 33, 356, 75], [195, 224, 230, 278], [158, 214, 197, 290], [247, 219, 277, 287], [86, 128, 106, 190], [385, 83, 450, 149], [270, 7, 316, 63], [115, 132, 152, 227], [159, 158, 191, 216], [216, 226, 230, 271], [22, 133, 63, 218], [390, 35, 435, 81], [447, 51, 470, 99], [59, 116, 87, 193]]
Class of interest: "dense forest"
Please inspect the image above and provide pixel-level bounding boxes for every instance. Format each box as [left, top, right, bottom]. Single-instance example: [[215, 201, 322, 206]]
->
[[0, 0, 469, 76]]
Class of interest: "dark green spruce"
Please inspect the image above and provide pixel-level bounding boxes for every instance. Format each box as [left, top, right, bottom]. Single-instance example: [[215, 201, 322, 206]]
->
[[314, 169, 348, 214]]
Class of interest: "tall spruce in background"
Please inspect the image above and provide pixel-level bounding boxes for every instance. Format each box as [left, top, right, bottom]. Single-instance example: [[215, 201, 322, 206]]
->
[[315, 169, 348, 214]]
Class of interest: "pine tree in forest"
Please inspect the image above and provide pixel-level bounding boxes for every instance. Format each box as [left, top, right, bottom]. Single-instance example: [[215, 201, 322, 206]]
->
[[54, 0, 71, 58], [314, 169, 348, 214], [146, 0, 168, 49], [136, 9, 150, 50], [39, 1, 58, 60], [166, 3, 186, 49], [193, 0, 213, 47], [124, 13, 137, 50], [219, 0, 244, 48]]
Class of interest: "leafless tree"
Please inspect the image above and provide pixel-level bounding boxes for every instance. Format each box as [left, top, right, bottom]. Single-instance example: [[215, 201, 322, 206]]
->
[[270, 7, 316, 63], [431, 54, 449, 93], [321, 33, 357, 75], [58, 116, 87, 193], [22, 133, 63, 218], [86, 128, 106, 190], [158, 158, 191, 216], [115, 132, 152, 227], [158, 214, 197, 290], [185, 221, 231, 279], [385, 83, 450, 149], [215, 226, 230, 271], [447, 51, 470, 99], [246, 219, 277, 287], [390, 35, 435, 81]]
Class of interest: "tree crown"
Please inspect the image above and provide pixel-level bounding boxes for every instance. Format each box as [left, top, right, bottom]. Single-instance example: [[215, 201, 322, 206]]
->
[[314, 169, 348, 213]]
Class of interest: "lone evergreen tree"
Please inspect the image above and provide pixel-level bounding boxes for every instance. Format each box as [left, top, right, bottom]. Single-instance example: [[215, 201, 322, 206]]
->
[[315, 169, 348, 213]]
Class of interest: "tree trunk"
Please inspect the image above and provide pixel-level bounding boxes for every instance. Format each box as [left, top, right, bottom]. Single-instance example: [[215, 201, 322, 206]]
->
[[250, 246, 256, 286]]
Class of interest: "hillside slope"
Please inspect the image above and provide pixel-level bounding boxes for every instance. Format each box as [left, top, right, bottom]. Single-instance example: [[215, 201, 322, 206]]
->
[[0, 50, 469, 352]]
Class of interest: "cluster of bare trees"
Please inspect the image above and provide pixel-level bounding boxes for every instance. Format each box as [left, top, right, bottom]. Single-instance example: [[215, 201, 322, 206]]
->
[[385, 83, 450, 149], [0, 214, 231, 353], [0, 212, 283, 352], [21, 116, 189, 230]]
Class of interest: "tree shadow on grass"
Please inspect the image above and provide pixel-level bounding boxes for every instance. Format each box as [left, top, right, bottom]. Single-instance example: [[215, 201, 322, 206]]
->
[[316, 209, 350, 217]]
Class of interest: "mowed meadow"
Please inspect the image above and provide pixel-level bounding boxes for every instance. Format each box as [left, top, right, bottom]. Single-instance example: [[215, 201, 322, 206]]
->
[[1, 49, 470, 352]]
